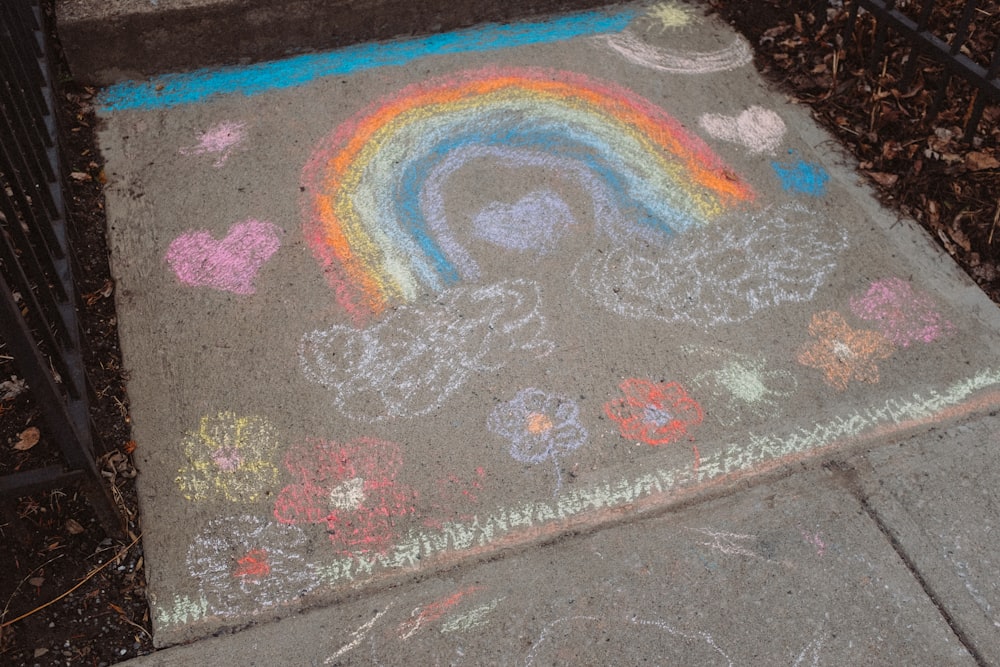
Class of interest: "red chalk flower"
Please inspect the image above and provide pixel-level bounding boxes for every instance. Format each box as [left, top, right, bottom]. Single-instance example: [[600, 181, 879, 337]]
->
[[274, 438, 416, 554], [604, 378, 703, 446]]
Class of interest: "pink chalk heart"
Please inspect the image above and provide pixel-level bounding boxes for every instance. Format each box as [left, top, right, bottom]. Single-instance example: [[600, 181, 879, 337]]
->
[[166, 219, 282, 295]]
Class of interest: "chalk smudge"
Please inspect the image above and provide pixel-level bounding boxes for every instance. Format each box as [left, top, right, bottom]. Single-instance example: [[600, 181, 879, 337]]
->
[[179, 121, 248, 166], [772, 157, 829, 196], [597, 29, 753, 74], [325, 604, 393, 664], [299, 279, 552, 420], [165, 219, 282, 295], [526, 615, 734, 665], [398, 585, 482, 639], [576, 203, 849, 327], [699, 106, 786, 154]]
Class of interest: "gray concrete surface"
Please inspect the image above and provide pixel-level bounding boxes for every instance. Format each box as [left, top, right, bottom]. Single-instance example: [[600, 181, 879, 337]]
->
[[86, 1, 1000, 662]]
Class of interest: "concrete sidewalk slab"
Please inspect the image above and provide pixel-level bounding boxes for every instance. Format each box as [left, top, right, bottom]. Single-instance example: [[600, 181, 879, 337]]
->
[[860, 414, 1000, 665], [122, 470, 975, 665], [92, 2, 1000, 649]]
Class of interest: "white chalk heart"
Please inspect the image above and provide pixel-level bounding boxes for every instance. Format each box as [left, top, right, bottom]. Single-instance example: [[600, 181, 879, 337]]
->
[[698, 106, 786, 154], [472, 190, 576, 255], [165, 219, 282, 294]]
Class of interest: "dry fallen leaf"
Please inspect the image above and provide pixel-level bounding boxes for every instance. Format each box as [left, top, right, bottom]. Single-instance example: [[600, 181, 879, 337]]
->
[[70, 171, 92, 182], [866, 171, 899, 187], [28, 576, 44, 588], [14, 427, 40, 451], [65, 518, 85, 535], [965, 151, 1000, 171]]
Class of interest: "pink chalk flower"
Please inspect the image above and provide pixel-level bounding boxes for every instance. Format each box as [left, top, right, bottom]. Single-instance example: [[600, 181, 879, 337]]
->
[[274, 438, 416, 555], [849, 277, 955, 347]]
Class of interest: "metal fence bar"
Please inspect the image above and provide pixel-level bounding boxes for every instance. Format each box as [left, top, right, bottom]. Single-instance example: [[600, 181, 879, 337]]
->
[[848, 0, 1000, 139], [0, 0, 124, 537]]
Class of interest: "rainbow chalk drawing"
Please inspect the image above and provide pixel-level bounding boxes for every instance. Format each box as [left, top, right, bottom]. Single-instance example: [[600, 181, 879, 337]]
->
[[850, 277, 955, 347], [576, 203, 849, 327], [179, 121, 248, 166], [299, 279, 552, 420], [526, 616, 734, 665], [187, 515, 320, 616], [597, 29, 753, 74], [301, 65, 753, 323], [488, 388, 588, 494], [165, 219, 282, 295], [274, 438, 417, 554], [698, 107, 787, 154], [174, 412, 281, 503]]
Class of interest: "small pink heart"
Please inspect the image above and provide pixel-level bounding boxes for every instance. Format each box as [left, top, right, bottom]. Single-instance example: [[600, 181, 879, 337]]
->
[[166, 219, 282, 294]]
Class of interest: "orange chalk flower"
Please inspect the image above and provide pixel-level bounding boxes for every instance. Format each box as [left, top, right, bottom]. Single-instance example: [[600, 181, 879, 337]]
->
[[604, 378, 703, 446], [797, 311, 895, 390]]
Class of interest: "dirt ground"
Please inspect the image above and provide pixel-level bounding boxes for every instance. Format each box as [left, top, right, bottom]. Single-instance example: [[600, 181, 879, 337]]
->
[[0, 1, 997, 665]]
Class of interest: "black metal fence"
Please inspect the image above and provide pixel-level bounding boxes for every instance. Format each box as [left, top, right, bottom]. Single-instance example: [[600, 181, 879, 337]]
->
[[847, 0, 1000, 140], [0, 0, 123, 535]]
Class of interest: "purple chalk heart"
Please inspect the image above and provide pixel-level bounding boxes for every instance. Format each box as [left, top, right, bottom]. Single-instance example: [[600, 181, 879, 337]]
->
[[166, 219, 282, 294], [472, 190, 575, 255]]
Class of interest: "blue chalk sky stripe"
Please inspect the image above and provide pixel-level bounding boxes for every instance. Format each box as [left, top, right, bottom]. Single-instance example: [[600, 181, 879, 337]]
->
[[98, 9, 637, 112]]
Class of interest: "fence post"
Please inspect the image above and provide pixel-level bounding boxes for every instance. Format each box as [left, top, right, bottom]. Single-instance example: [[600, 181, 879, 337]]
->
[[0, 0, 125, 538]]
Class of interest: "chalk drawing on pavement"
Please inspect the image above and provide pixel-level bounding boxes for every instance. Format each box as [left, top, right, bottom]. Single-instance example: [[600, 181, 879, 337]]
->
[[526, 615, 734, 665], [796, 311, 895, 391], [187, 515, 319, 615], [642, 1, 699, 32], [597, 29, 753, 75], [850, 277, 955, 347], [684, 346, 797, 424], [471, 189, 577, 256], [179, 121, 248, 167], [174, 412, 281, 503], [325, 604, 394, 664], [273, 437, 416, 554], [299, 279, 553, 421], [397, 585, 483, 640], [440, 596, 504, 633], [165, 219, 282, 295], [771, 154, 830, 196], [576, 203, 849, 327], [158, 370, 1000, 629], [699, 106, 787, 154], [301, 65, 753, 323], [604, 378, 703, 446], [488, 388, 588, 494]]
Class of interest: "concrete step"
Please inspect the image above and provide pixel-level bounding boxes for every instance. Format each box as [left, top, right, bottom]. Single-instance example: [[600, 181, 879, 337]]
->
[[55, 0, 621, 85]]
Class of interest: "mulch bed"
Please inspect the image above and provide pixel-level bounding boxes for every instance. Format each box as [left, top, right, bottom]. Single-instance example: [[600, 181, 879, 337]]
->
[[709, 0, 1000, 303], [0, 1, 997, 665]]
